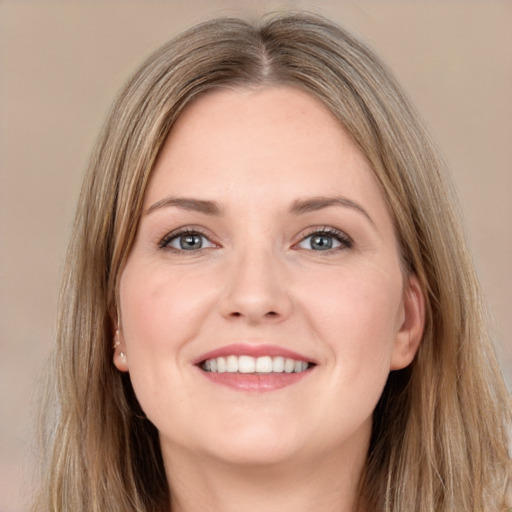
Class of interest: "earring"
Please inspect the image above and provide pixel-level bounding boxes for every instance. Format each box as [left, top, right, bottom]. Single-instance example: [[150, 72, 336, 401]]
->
[[119, 351, 127, 364], [112, 328, 121, 350]]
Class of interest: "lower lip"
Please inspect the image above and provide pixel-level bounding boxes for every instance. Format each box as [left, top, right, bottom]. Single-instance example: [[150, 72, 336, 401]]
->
[[199, 369, 312, 392]]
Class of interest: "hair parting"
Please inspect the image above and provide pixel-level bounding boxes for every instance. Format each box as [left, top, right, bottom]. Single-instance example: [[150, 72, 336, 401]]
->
[[34, 11, 511, 512]]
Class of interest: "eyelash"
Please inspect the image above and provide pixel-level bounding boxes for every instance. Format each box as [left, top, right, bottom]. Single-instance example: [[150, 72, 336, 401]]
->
[[158, 226, 353, 253], [158, 227, 215, 252], [297, 227, 353, 252]]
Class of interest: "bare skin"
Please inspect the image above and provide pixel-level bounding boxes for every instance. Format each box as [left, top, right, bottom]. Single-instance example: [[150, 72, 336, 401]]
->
[[115, 86, 424, 512]]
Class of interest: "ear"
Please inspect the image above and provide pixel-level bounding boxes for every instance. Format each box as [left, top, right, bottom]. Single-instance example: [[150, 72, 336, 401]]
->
[[112, 321, 129, 373], [390, 274, 425, 370]]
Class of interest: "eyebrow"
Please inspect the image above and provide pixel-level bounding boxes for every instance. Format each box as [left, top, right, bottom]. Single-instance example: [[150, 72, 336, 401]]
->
[[145, 194, 376, 229], [289, 196, 376, 229], [145, 197, 223, 216]]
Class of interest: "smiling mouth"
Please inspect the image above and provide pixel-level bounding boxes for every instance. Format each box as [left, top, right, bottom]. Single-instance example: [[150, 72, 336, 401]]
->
[[201, 355, 313, 374]]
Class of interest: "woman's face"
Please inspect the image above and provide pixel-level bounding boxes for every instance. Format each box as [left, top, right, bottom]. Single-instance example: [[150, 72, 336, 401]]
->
[[117, 86, 423, 469]]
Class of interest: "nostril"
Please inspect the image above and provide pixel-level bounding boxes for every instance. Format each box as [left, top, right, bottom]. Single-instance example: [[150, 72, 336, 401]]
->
[[229, 310, 278, 319]]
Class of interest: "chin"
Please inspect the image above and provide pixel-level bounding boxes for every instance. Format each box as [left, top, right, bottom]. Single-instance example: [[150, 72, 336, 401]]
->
[[199, 418, 308, 467]]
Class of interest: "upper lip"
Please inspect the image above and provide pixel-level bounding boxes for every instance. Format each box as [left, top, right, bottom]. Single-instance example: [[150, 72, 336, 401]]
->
[[192, 343, 316, 366]]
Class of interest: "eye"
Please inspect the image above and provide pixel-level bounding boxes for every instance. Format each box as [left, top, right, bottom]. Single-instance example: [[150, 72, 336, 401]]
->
[[297, 228, 352, 251], [160, 229, 216, 251]]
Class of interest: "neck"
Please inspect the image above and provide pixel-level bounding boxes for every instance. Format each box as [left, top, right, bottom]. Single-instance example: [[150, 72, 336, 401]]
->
[[162, 436, 368, 512]]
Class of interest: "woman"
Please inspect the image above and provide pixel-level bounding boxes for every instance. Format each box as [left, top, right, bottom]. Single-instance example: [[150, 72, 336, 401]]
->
[[34, 12, 511, 512]]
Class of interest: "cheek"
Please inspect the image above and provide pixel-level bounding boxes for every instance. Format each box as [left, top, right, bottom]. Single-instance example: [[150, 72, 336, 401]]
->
[[118, 261, 210, 424], [300, 265, 403, 374], [120, 260, 217, 354]]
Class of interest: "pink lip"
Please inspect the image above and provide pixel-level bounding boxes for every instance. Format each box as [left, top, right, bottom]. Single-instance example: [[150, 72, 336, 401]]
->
[[192, 343, 314, 365], [199, 371, 311, 392], [192, 343, 316, 393]]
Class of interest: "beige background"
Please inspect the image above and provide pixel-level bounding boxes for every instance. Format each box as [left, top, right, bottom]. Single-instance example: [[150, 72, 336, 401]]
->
[[0, 1, 510, 510]]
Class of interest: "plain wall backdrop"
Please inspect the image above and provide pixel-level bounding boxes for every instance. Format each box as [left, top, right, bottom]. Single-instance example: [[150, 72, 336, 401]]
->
[[0, 1, 510, 511]]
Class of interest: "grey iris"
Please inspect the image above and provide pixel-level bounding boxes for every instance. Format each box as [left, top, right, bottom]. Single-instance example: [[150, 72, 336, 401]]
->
[[180, 234, 203, 250], [311, 234, 333, 250]]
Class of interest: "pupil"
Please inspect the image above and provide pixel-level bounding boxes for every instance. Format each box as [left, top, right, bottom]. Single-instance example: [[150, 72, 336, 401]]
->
[[312, 235, 332, 250], [180, 234, 202, 250]]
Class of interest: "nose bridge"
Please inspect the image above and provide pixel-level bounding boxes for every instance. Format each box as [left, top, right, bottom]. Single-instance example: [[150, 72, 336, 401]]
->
[[220, 239, 292, 323]]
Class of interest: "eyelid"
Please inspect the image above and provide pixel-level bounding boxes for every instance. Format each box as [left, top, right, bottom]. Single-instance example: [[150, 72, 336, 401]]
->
[[294, 226, 353, 251], [158, 226, 218, 251], [156, 225, 352, 252]]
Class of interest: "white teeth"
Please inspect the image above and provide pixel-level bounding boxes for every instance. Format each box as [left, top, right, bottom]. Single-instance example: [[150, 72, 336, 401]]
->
[[255, 356, 273, 373], [238, 355, 256, 373], [284, 358, 295, 373], [294, 361, 308, 372], [272, 356, 284, 372], [202, 355, 311, 374], [217, 357, 226, 373], [226, 355, 238, 372]]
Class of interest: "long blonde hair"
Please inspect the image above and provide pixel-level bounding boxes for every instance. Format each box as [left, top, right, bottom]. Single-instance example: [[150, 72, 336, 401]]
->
[[35, 12, 511, 512]]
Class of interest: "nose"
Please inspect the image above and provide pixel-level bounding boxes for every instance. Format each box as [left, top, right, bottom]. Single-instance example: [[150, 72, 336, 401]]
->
[[219, 248, 293, 325]]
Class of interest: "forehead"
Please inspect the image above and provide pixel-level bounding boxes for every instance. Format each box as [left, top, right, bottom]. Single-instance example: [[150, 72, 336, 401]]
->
[[146, 86, 386, 216]]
